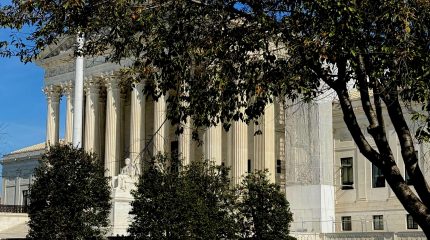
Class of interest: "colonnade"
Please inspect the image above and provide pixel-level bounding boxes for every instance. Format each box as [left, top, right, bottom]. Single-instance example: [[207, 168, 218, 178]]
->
[[43, 76, 281, 183]]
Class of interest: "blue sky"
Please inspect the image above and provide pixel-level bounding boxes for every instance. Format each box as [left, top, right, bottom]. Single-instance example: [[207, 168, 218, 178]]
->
[[0, 56, 46, 155], [0, 0, 49, 156], [0, 28, 67, 156]]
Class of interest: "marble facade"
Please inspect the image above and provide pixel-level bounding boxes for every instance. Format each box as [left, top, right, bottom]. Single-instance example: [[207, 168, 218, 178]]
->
[[1, 37, 427, 236]]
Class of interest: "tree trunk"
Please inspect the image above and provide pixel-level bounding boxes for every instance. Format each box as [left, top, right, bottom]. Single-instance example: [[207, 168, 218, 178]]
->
[[333, 85, 430, 237]]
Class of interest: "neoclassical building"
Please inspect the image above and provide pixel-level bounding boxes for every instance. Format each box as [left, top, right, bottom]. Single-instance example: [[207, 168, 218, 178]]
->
[[1, 37, 427, 238], [38, 42, 285, 186]]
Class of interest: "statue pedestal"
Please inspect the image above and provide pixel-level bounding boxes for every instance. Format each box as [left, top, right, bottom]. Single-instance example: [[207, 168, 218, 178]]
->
[[109, 188, 134, 236]]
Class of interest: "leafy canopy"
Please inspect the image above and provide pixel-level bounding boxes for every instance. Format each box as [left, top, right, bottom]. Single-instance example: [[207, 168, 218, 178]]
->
[[27, 144, 111, 240], [1, 0, 429, 133], [129, 155, 295, 240], [2, 0, 430, 233]]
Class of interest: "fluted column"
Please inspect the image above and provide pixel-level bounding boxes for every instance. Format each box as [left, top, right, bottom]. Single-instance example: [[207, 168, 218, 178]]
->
[[104, 78, 121, 177], [129, 82, 145, 168], [153, 95, 166, 154], [231, 121, 248, 185], [44, 85, 61, 147], [264, 103, 276, 183], [179, 120, 192, 165], [204, 125, 222, 165], [63, 81, 74, 143], [84, 79, 100, 155]]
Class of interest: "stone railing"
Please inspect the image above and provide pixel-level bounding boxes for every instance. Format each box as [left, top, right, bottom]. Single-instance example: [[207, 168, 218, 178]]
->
[[0, 205, 28, 213], [292, 231, 426, 240]]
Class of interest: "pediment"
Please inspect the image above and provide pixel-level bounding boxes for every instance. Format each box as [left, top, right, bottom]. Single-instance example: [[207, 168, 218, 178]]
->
[[36, 35, 75, 61]]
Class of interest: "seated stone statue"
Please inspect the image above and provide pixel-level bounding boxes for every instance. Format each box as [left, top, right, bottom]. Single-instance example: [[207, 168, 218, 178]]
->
[[115, 158, 140, 191]]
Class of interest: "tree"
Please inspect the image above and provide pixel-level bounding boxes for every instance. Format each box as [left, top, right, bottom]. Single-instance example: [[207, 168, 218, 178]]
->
[[128, 155, 239, 239], [238, 171, 294, 240], [27, 144, 111, 239], [2, 0, 430, 235], [129, 155, 295, 239]]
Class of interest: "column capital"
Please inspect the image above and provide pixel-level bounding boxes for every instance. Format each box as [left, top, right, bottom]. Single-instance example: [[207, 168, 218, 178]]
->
[[84, 77, 101, 95], [61, 80, 74, 97], [132, 81, 145, 101], [100, 72, 121, 91], [132, 81, 144, 91], [43, 85, 62, 102]]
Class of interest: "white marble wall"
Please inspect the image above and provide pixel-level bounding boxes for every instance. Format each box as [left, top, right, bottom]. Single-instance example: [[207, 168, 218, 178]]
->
[[285, 100, 335, 233]]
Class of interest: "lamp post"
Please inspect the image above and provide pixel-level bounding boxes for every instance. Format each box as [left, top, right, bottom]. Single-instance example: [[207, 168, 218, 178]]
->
[[73, 32, 85, 147]]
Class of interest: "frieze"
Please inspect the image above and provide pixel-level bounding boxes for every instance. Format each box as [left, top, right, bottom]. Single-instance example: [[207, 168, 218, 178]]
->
[[45, 61, 126, 86], [44, 37, 75, 59]]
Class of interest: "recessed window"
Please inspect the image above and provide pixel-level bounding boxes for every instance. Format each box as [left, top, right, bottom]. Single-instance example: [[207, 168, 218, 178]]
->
[[276, 159, 282, 174], [373, 215, 384, 230], [407, 214, 418, 229], [170, 141, 179, 158], [405, 169, 412, 185], [341, 157, 353, 189], [341, 216, 352, 231], [247, 159, 252, 173], [22, 190, 29, 207], [372, 164, 385, 188], [405, 151, 418, 185], [170, 141, 179, 172]]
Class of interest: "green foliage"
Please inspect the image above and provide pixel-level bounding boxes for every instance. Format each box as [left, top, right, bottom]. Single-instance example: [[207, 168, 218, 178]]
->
[[2, 0, 430, 234], [2, 0, 428, 133], [238, 171, 294, 240], [129, 155, 295, 240], [129, 155, 239, 239], [27, 144, 111, 240]]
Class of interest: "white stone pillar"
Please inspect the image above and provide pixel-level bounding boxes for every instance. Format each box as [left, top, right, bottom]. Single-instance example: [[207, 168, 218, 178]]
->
[[104, 78, 121, 177], [179, 120, 192, 165], [63, 81, 74, 143], [231, 121, 248, 185], [204, 125, 222, 165], [129, 82, 145, 168], [264, 103, 276, 183], [44, 85, 61, 146], [84, 79, 100, 155], [153, 95, 166, 154]]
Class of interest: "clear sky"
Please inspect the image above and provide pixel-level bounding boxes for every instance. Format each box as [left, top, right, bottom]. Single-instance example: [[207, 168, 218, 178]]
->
[[0, 27, 67, 156], [0, 0, 56, 156], [0, 56, 46, 155]]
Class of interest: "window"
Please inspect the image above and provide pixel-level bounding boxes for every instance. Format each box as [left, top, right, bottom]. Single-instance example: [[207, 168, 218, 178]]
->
[[341, 157, 353, 189], [405, 151, 418, 185], [170, 141, 179, 173], [372, 164, 385, 188], [247, 159, 252, 173], [22, 190, 29, 207], [341, 216, 352, 231], [405, 169, 412, 185], [170, 141, 179, 158], [373, 215, 384, 230], [407, 214, 418, 229], [276, 159, 282, 174]]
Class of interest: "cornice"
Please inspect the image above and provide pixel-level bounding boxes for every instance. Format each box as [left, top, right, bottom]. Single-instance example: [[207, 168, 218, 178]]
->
[[35, 36, 75, 63]]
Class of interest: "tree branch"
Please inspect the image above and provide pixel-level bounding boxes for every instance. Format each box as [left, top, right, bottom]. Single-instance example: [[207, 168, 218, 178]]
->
[[379, 85, 430, 207], [356, 54, 378, 129]]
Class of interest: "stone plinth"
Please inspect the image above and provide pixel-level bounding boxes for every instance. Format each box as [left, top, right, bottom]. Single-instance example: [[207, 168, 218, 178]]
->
[[109, 189, 134, 237]]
